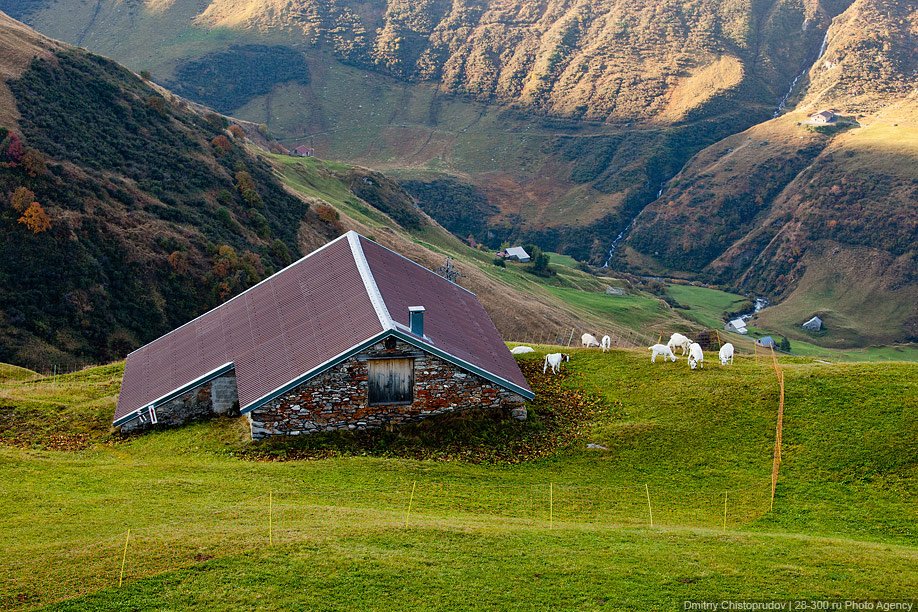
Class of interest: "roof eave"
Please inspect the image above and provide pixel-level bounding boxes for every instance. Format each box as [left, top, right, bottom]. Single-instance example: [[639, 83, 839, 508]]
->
[[239, 328, 534, 414], [391, 329, 534, 400], [113, 361, 235, 426]]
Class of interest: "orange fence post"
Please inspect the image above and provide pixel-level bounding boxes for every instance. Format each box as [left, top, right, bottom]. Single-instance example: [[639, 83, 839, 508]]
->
[[769, 351, 785, 511]]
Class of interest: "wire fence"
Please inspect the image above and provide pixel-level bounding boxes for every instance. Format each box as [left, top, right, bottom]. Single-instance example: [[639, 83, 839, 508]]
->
[[505, 326, 658, 349], [4, 480, 776, 608], [5, 332, 792, 608]]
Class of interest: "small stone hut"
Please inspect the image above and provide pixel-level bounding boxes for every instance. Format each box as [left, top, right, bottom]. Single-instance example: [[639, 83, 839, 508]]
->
[[500, 246, 531, 262], [802, 315, 823, 332], [756, 336, 777, 349], [114, 232, 533, 438]]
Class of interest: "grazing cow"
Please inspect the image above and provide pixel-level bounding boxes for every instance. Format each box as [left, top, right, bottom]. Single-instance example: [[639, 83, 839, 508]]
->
[[668, 333, 693, 356], [649, 344, 677, 363], [581, 333, 600, 348], [543, 352, 570, 374], [600, 335, 611, 352], [688, 342, 704, 370], [719, 343, 735, 366], [510, 346, 535, 354]]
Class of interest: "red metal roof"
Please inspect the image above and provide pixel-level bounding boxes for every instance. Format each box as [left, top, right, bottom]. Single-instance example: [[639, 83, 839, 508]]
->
[[115, 232, 531, 425]]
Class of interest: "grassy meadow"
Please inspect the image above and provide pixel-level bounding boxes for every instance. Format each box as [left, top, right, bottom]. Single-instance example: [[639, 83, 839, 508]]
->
[[0, 348, 915, 609]]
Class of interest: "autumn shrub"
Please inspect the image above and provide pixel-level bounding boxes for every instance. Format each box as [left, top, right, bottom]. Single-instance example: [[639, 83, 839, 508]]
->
[[167, 250, 190, 274], [211, 135, 232, 154], [9, 186, 35, 213], [234, 170, 262, 207], [18, 202, 51, 233], [21, 148, 47, 177], [314, 203, 344, 232]]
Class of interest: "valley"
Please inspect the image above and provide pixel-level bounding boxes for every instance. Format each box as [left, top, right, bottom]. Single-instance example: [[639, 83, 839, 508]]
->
[[0, 8, 914, 609], [3, 0, 913, 348]]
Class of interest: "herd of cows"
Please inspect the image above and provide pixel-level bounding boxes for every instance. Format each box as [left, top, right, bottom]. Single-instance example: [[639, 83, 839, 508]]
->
[[510, 333, 736, 374]]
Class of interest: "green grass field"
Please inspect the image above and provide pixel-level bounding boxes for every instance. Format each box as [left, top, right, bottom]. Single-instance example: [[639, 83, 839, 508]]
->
[[666, 284, 750, 330], [1, 350, 915, 609]]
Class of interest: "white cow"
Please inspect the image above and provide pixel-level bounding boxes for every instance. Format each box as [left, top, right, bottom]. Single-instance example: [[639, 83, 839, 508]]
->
[[719, 343, 735, 366], [543, 352, 570, 374], [688, 342, 704, 370], [581, 333, 600, 348], [649, 344, 677, 363], [510, 346, 535, 354], [668, 333, 693, 356], [601, 335, 611, 352]]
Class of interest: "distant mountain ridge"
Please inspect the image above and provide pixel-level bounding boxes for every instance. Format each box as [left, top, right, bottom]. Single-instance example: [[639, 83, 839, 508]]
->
[[4, 0, 847, 122], [623, 0, 917, 346], [2, 1, 915, 346]]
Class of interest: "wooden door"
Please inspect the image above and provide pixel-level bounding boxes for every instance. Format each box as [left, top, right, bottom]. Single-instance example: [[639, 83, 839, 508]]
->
[[368, 358, 414, 405]]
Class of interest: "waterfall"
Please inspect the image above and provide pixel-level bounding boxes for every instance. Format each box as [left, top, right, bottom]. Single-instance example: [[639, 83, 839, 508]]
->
[[773, 30, 830, 117], [602, 219, 635, 268]]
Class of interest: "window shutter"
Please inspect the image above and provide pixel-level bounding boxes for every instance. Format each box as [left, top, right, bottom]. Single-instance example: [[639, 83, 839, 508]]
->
[[368, 358, 414, 405]]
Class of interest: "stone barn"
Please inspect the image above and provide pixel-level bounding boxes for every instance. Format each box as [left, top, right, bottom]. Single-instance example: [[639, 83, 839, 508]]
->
[[114, 232, 533, 438]]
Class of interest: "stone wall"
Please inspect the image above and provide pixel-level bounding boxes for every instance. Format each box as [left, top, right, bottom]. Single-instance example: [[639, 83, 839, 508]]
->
[[120, 371, 239, 433], [248, 339, 526, 439]]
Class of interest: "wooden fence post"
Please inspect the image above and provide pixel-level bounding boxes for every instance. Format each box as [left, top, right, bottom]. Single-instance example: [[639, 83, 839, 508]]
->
[[549, 482, 554, 529], [404, 480, 417, 528], [645, 483, 653, 527], [118, 529, 130, 587]]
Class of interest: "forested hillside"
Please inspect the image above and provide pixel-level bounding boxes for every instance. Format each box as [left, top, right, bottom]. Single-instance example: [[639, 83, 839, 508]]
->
[[0, 14, 323, 369]]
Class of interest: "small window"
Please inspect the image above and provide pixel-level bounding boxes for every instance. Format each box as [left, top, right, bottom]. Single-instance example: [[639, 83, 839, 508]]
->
[[368, 358, 414, 405]]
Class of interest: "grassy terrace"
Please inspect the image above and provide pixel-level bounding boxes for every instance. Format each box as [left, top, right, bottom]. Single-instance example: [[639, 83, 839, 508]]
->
[[0, 350, 915, 609]]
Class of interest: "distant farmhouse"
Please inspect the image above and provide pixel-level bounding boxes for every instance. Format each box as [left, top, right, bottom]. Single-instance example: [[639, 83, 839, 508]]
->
[[756, 336, 777, 349], [809, 110, 837, 124], [292, 145, 315, 157], [499, 246, 531, 262], [114, 232, 533, 438], [802, 315, 823, 332], [726, 318, 748, 334]]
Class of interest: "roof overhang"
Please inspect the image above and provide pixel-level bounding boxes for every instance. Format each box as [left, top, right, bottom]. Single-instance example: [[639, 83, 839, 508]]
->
[[238, 328, 534, 415], [113, 361, 235, 426]]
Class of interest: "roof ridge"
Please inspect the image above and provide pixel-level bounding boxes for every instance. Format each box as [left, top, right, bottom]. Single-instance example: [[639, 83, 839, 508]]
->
[[347, 231, 394, 330], [357, 234, 477, 297]]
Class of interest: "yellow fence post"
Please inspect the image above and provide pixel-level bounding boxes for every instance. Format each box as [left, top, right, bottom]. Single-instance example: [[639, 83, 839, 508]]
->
[[645, 483, 653, 527], [118, 529, 130, 587], [549, 483, 554, 529], [404, 480, 417, 528], [269, 490, 273, 545]]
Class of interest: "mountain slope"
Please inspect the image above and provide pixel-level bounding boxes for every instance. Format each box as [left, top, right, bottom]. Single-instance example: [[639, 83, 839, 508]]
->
[[1, 0, 852, 260], [0, 13, 321, 369], [0, 13, 696, 371], [623, 0, 917, 346]]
